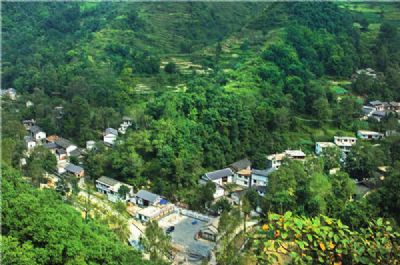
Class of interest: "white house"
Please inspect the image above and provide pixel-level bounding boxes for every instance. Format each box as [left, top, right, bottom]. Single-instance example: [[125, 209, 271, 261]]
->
[[136, 204, 174, 223], [55, 137, 77, 156], [334, 136, 357, 154], [235, 168, 252, 188], [29, 126, 46, 142], [368, 100, 385, 111], [200, 168, 235, 198], [104, 128, 118, 146], [315, 142, 336, 156], [86, 140, 96, 151], [266, 153, 286, 170], [266, 150, 306, 170], [24, 136, 37, 151], [96, 176, 134, 202], [285, 150, 306, 160], [357, 130, 384, 140], [251, 169, 272, 187], [26, 100, 34, 108]]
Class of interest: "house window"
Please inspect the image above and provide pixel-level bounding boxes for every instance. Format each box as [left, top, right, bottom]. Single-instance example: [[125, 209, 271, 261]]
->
[[253, 180, 257, 184], [244, 181, 248, 185], [222, 176, 228, 183]]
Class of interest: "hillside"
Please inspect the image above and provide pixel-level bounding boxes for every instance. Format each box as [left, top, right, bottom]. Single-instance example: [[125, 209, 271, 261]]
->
[[2, 2, 400, 265]]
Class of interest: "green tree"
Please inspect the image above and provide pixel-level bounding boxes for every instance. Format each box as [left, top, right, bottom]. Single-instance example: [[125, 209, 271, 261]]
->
[[118, 185, 131, 199], [142, 220, 171, 264]]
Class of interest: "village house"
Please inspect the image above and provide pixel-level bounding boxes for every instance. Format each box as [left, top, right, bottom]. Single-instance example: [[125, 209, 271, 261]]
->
[[334, 136, 357, 154], [251, 169, 272, 187], [103, 128, 118, 146], [46, 135, 59, 143], [235, 168, 252, 188], [200, 168, 235, 198], [43, 142, 57, 154], [69, 148, 83, 158], [133, 190, 162, 207], [361, 106, 376, 120], [135, 203, 174, 223], [1, 88, 17, 100], [22, 119, 36, 130], [86, 140, 96, 151], [26, 100, 34, 108], [266, 153, 285, 170], [55, 149, 67, 161], [285, 150, 306, 160], [266, 150, 306, 170], [371, 111, 386, 122], [119, 116, 133, 134], [65, 163, 85, 178], [357, 130, 384, 140], [24, 136, 36, 152], [54, 106, 64, 119], [368, 100, 385, 111], [198, 219, 219, 242], [96, 176, 134, 202], [389, 102, 400, 113], [355, 68, 377, 79], [55, 137, 78, 156], [229, 158, 251, 172], [315, 142, 336, 155], [229, 158, 252, 188], [29, 126, 46, 142]]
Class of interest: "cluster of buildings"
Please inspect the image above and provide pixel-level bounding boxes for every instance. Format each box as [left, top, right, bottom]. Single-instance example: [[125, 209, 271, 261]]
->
[[354, 68, 377, 79], [362, 100, 400, 122], [200, 150, 307, 200], [22, 119, 85, 177], [102, 117, 133, 147], [95, 176, 174, 223], [316, 129, 385, 157]]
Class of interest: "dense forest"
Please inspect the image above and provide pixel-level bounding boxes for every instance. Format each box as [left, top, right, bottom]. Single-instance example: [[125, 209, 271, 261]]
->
[[2, 2, 400, 264]]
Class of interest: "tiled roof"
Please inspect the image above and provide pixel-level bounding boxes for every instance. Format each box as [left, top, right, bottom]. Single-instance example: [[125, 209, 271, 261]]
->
[[205, 168, 234, 180]]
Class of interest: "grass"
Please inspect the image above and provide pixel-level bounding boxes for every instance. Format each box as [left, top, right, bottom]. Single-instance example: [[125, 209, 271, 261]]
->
[[331, 86, 348, 95]]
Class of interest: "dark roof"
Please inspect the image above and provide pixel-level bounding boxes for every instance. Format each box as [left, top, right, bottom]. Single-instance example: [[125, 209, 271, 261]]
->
[[22, 119, 35, 124], [56, 149, 66, 155], [362, 106, 375, 114], [105, 128, 118, 136], [44, 142, 57, 149], [136, 190, 160, 203], [373, 111, 386, 117], [29, 125, 42, 134], [369, 100, 383, 106], [229, 158, 251, 171], [252, 168, 275, 177], [205, 168, 234, 180], [55, 137, 74, 149], [69, 148, 82, 157], [97, 176, 120, 187], [65, 163, 84, 174]]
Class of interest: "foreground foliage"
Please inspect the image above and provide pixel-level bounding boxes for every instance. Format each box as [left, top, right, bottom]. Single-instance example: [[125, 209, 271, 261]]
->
[[256, 212, 400, 265], [1, 166, 150, 265]]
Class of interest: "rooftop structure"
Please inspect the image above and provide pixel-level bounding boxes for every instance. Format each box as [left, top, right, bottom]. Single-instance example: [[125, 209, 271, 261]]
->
[[204, 168, 234, 181]]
